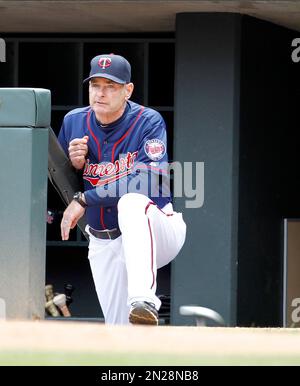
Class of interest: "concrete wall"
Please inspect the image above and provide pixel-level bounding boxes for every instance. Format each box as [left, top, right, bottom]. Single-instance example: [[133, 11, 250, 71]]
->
[[171, 13, 241, 326]]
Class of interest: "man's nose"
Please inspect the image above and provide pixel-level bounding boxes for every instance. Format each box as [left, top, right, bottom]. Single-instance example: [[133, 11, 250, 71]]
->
[[95, 87, 105, 96]]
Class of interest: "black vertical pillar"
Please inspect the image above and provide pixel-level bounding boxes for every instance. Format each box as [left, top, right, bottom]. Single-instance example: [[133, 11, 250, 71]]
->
[[171, 13, 241, 326], [237, 17, 300, 327]]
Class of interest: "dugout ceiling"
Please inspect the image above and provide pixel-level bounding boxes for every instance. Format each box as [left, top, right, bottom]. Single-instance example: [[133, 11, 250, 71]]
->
[[0, 1, 300, 33]]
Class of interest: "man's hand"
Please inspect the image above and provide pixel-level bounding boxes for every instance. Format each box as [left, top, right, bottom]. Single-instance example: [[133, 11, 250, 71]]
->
[[68, 136, 89, 170], [61, 200, 85, 241]]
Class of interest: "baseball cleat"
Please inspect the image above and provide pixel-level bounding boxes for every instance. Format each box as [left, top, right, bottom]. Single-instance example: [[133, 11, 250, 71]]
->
[[129, 301, 158, 325]]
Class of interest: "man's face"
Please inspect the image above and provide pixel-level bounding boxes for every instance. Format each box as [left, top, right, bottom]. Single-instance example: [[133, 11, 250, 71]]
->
[[89, 77, 133, 121]]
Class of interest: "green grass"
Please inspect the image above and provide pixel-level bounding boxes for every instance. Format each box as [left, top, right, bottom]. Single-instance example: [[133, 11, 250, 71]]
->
[[1, 351, 300, 366]]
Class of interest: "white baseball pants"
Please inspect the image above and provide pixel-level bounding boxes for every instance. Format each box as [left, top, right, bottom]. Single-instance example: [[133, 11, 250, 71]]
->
[[86, 193, 187, 325]]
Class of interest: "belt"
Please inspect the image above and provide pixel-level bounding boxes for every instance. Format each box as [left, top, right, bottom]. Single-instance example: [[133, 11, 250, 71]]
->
[[88, 226, 121, 240]]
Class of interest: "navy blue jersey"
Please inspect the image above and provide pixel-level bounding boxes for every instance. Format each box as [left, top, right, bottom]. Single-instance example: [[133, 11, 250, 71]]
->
[[58, 101, 171, 230]]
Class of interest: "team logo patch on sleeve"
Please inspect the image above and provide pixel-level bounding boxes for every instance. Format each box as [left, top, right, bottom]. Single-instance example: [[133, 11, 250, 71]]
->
[[144, 139, 166, 161]]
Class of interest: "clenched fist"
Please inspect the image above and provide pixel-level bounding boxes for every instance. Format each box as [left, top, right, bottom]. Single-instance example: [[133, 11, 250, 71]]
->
[[68, 136, 89, 170]]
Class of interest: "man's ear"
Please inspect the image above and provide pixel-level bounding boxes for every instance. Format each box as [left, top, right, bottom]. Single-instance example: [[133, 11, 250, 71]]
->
[[125, 82, 134, 98]]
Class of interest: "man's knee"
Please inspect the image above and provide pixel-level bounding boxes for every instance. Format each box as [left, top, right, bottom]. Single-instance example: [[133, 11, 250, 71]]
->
[[118, 193, 150, 214]]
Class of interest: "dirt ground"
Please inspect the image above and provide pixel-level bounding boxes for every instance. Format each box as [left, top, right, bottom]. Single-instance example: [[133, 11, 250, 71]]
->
[[0, 320, 300, 356]]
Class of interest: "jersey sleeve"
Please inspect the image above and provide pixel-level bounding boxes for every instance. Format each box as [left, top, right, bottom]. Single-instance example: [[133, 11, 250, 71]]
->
[[57, 117, 69, 155], [135, 112, 168, 173], [84, 112, 169, 207]]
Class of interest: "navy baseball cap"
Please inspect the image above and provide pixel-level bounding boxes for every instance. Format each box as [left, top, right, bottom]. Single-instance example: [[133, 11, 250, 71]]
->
[[83, 54, 131, 84]]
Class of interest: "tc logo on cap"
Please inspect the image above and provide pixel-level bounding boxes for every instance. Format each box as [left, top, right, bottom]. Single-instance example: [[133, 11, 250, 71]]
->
[[98, 57, 112, 69]]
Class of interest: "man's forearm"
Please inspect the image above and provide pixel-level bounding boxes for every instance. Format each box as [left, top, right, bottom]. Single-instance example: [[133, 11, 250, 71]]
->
[[83, 170, 157, 207]]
